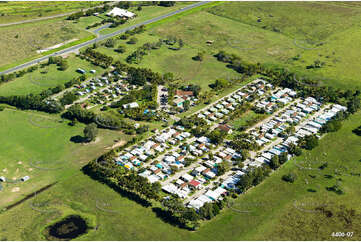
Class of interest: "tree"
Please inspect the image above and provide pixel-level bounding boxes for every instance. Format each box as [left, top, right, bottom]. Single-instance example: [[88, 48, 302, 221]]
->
[[58, 60, 69, 71], [208, 129, 227, 144], [279, 152, 288, 164], [183, 99, 190, 111], [282, 173, 297, 183], [105, 38, 116, 48], [217, 161, 230, 176], [302, 135, 319, 150], [193, 51, 204, 61], [269, 155, 280, 169], [127, 37, 138, 44], [83, 123, 98, 142], [163, 72, 174, 82], [213, 79, 229, 90], [115, 45, 126, 53], [159, 1, 176, 7]]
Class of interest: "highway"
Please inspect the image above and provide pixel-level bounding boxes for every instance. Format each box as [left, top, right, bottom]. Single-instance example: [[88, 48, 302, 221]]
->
[[0, 1, 210, 76]]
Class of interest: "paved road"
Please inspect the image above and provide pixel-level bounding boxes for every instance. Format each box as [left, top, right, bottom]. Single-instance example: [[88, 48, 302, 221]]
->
[[0, 1, 210, 76]]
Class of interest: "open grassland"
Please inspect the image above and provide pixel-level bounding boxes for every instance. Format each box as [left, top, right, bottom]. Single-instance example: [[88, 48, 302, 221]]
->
[[0, 108, 132, 209], [0, 110, 360, 241], [0, 1, 101, 24], [0, 54, 103, 97], [95, 31, 238, 92], [148, 3, 361, 89], [207, 1, 361, 42], [0, 17, 94, 68]]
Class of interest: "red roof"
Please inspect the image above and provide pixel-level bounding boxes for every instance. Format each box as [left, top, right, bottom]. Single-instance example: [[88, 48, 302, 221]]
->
[[176, 155, 185, 161], [176, 90, 194, 97], [189, 180, 200, 187], [218, 124, 231, 132]]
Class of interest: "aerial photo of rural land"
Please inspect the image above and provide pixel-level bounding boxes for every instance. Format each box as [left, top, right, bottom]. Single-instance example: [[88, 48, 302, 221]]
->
[[0, 1, 360, 241]]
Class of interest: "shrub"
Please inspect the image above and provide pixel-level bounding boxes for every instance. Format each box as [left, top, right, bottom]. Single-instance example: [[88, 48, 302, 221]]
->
[[282, 173, 297, 183]]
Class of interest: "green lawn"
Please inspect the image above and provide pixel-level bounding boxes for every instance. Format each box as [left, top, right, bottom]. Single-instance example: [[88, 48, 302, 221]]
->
[[0, 54, 104, 96], [231, 110, 264, 129], [0, 108, 132, 209]]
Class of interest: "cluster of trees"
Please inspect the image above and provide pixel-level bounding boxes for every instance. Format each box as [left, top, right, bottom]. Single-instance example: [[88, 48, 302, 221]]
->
[[179, 84, 201, 97], [158, 1, 176, 7], [114, 45, 126, 53], [0, 94, 63, 113], [80, 48, 113, 68], [298, 134, 319, 150], [0, 65, 38, 84], [161, 194, 227, 230], [119, 25, 146, 40], [59, 91, 79, 105], [126, 40, 163, 64], [164, 36, 184, 50], [269, 152, 289, 170], [176, 115, 210, 136], [62, 104, 96, 123], [114, 61, 164, 85], [48, 56, 69, 71], [208, 129, 227, 145], [86, 156, 161, 205], [86, 19, 108, 29], [230, 133, 260, 151], [236, 165, 271, 193], [67, 4, 111, 20], [210, 78, 231, 90]]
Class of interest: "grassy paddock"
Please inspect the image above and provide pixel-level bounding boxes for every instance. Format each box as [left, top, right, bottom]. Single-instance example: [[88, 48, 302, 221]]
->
[[0, 108, 132, 209], [0, 1, 101, 24]]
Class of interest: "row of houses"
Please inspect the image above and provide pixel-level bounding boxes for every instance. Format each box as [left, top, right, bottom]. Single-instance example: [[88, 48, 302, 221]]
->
[[254, 87, 297, 113], [252, 103, 346, 168], [197, 79, 274, 125]]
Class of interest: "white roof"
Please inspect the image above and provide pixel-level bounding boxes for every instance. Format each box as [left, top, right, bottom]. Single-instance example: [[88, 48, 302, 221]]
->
[[107, 7, 135, 18]]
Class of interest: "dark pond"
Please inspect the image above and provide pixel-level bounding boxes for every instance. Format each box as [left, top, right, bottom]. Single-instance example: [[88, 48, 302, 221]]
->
[[46, 215, 90, 240]]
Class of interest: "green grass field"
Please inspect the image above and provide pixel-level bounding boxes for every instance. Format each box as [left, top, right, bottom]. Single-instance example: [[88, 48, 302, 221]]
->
[[0, 1, 101, 24], [0, 54, 104, 96], [0, 17, 93, 68], [0, 108, 132, 209], [147, 2, 361, 89]]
